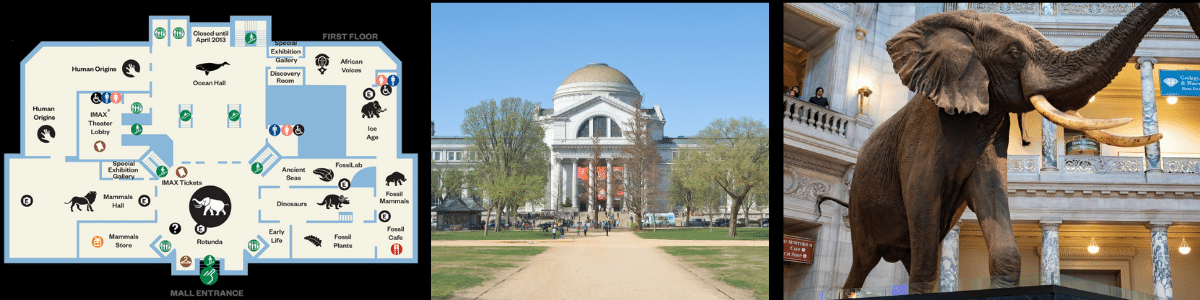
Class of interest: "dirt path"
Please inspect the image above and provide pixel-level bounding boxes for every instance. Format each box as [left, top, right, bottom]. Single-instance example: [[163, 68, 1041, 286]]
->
[[441, 231, 762, 300]]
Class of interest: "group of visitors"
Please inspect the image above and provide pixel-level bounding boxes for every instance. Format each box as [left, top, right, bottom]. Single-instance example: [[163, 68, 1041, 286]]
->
[[548, 217, 615, 238], [785, 85, 829, 109]]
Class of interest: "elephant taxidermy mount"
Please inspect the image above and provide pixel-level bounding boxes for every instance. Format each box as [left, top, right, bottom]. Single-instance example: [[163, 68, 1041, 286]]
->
[[816, 3, 1200, 295]]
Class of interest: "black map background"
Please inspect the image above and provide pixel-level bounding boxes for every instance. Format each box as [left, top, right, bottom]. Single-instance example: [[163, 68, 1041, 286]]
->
[[5, 13, 428, 298]]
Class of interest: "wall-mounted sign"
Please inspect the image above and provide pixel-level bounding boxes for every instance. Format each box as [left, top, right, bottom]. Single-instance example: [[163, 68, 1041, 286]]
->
[[784, 234, 815, 264], [1159, 70, 1200, 96]]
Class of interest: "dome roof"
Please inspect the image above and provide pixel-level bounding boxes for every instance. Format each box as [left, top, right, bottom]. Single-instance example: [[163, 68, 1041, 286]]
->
[[560, 63, 633, 86]]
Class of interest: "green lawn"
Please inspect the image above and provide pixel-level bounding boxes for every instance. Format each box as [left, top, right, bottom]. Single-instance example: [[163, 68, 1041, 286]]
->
[[634, 227, 768, 240], [431, 246, 548, 300], [431, 230, 556, 240], [662, 246, 769, 300]]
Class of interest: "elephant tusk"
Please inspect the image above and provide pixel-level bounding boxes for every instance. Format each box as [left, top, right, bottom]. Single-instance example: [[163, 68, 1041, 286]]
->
[[1030, 95, 1131, 131], [1065, 110, 1163, 147]]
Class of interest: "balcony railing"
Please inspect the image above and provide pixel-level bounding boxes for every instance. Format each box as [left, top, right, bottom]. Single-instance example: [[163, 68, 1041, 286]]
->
[[1008, 155, 1200, 180], [783, 95, 850, 138]]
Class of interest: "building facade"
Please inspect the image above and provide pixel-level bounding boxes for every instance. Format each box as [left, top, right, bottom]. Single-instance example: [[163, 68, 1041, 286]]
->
[[784, 3, 1200, 299], [433, 63, 756, 223]]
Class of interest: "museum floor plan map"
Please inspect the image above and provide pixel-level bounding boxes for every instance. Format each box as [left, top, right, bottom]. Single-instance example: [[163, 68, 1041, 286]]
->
[[7, 16, 416, 283]]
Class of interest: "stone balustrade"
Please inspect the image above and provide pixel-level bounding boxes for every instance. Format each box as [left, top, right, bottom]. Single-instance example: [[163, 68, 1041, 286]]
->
[[783, 95, 850, 138], [1163, 157, 1200, 174]]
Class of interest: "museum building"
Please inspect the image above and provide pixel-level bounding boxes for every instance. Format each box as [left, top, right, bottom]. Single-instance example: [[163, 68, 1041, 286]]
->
[[432, 63, 755, 222], [783, 3, 1200, 299]]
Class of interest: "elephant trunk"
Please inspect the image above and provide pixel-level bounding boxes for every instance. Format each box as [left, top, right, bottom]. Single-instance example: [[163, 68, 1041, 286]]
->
[[1036, 3, 1200, 112]]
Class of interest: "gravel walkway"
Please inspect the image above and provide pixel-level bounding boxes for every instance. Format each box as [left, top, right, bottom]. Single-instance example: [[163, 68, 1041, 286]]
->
[[437, 230, 764, 299]]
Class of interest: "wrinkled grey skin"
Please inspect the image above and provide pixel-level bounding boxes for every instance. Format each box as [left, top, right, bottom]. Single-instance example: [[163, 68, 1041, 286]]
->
[[835, 3, 1200, 295]]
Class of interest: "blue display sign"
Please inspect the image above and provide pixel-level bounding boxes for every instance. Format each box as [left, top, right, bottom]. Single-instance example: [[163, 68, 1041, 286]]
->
[[1159, 70, 1200, 96]]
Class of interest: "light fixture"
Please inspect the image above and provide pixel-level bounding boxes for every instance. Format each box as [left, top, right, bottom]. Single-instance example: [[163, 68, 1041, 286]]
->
[[1166, 96, 1178, 105], [857, 86, 873, 116], [1089, 96, 1095, 103], [1182, 237, 1192, 255], [1088, 237, 1099, 254]]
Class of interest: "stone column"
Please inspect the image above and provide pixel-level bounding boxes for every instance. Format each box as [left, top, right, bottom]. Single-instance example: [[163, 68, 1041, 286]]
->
[[571, 159, 579, 212], [1147, 222, 1174, 300], [550, 158, 559, 211], [1136, 57, 1163, 173], [606, 159, 613, 213], [1039, 220, 1062, 285], [939, 221, 962, 292], [1041, 116, 1058, 171]]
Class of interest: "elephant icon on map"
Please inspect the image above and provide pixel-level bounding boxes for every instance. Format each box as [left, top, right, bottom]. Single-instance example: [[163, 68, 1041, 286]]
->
[[192, 197, 228, 216], [362, 101, 386, 118]]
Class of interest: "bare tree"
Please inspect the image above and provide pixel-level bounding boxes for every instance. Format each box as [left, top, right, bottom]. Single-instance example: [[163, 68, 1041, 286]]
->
[[588, 130, 603, 229], [615, 97, 663, 232]]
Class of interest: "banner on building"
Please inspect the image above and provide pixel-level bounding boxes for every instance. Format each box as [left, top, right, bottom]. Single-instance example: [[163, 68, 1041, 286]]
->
[[578, 166, 587, 181], [1159, 70, 1200, 96], [783, 234, 815, 264]]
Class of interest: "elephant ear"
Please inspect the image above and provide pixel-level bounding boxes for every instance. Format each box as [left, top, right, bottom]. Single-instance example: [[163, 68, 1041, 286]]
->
[[887, 10, 990, 115]]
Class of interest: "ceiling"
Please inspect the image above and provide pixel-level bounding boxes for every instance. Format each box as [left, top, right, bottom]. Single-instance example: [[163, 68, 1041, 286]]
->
[[783, 6, 837, 51]]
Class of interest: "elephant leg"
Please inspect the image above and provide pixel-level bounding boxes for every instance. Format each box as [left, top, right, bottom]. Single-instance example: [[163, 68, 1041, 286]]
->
[[966, 159, 1021, 289], [901, 170, 944, 293], [842, 244, 881, 293]]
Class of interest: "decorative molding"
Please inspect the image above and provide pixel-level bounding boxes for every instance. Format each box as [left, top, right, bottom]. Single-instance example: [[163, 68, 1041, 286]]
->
[[1061, 155, 1143, 174], [1163, 157, 1200, 174], [1037, 30, 1198, 40], [784, 150, 848, 178], [826, 3, 851, 16], [1008, 155, 1038, 173], [1057, 3, 1133, 17], [1059, 246, 1136, 258], [969, 3, 1038, 15]]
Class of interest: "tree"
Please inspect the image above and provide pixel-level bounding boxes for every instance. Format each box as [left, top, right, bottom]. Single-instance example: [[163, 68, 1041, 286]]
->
[[751, 182, 768, 226], [615, 97, 663, 232], [587, 129, 603, 229], [433, 164, 466, 204], [667, 174, 697, 226], [675, 117, 768, 237], [461, 97, 550, 236], [430, 158, 441, 206]]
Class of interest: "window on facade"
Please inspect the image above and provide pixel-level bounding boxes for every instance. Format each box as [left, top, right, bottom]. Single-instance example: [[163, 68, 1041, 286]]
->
[[578, 116, 625, 138], [595, 116, 608, 138], [578, 121, 590, 137], [433, 151, 441, 161]]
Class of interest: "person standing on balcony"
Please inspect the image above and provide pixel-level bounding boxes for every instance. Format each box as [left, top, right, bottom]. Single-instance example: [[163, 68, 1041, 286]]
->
[[787, 86, 802, 98], [808, 87, 829, 109]]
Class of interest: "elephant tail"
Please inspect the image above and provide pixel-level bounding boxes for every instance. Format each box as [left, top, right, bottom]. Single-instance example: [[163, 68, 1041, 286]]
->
[[815, 195, 850, 221]]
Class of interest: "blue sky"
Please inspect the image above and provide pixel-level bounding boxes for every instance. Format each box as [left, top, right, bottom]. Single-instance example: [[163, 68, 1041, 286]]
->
[[431, 3, 767, 137]]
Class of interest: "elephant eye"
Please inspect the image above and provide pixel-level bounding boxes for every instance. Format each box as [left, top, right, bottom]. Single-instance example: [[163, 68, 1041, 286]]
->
[[1007, 45, 1022, 58]]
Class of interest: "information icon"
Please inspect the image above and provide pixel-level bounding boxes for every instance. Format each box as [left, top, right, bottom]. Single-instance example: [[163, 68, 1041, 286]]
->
[[169, 222, 182, 235]]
